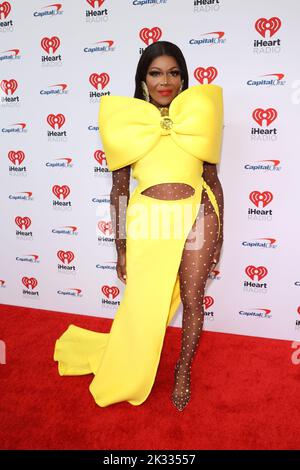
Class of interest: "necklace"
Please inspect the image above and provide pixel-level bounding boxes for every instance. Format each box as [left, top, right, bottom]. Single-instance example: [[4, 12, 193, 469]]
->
[[158, 107, 169, 117]]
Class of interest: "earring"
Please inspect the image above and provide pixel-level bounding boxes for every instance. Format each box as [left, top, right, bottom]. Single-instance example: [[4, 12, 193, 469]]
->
[[141, 81, 150, 102], [178, 79, 184, 94]]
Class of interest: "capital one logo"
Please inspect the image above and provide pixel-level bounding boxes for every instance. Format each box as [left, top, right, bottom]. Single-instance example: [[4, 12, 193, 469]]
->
[[255, 17, 281, 38], [203, 295, 214, 309], [89, 73, 110, 90], [41, 36, 60, 54], [94, 150, 106, 165], [0, 2, 11, 19], [98, 221, 113, 235], [9, 150, 25, 165], [0, 79, 18, 95], [139, 27, 162, 45], [102, 285, 119, 299], [52, 185, 70, 200], [245, 265, 268, 281], [194, 67, 218, 84], [87, 0, 105, 7], [47, 114, 65, 129], [57, 250, 75, 264], [15, 216, 31, 230], [22, 277, 38, 289], [249, 191, 273, 208], [252, 108, 277, 126]]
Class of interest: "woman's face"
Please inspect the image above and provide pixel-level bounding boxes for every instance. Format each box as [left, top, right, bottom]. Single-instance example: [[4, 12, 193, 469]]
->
[[145, 55, 182, 108]]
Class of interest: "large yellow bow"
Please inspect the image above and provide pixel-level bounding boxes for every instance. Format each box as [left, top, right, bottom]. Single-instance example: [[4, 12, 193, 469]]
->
[[99, 84, 223, 171]]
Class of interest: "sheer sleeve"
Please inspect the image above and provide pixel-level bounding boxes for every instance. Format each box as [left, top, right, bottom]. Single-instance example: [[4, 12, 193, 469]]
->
[[110, 166, 131, 253], [202, 162, 224, 241]]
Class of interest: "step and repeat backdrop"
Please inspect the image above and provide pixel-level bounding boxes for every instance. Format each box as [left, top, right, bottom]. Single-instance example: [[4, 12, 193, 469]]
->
[[1, 0, 299, 341]]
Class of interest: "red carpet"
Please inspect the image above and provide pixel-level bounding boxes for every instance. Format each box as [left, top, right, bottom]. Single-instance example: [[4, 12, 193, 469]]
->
[[0, 303, 299, 450]]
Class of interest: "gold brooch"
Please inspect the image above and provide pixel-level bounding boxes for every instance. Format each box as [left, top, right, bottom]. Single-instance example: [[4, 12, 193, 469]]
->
[[160, 117, 173, 130]]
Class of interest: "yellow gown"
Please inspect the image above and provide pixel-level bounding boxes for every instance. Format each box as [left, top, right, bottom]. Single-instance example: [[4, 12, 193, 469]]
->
[[53, 84, 224, 407]]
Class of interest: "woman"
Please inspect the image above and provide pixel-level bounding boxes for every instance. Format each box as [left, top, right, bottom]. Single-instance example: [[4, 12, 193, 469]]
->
[[54, 41, 224, 412]]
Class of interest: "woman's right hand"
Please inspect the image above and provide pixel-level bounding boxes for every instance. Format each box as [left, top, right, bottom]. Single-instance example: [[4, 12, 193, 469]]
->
[[116, 248, 127, 284]]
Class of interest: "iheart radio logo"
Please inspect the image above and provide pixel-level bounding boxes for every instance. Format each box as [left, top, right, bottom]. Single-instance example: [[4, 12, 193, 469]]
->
[[57, 250, 75, 264], [94, 150, 106, 165], [47, 114, 65, 129], [252, 108, 277, 126], [52, 185, 70, 200], [0, 2, 11, 19], [8, 150, 25, 165], [0, 79, 18, 95], [203, 296, 214, 309], [22, 277, 38, 289], [89, 73, 110, 90], [245, 265, 268, 281], [249, 191, 273, 208], [98, 221, 113, 235], [86, 0, 105, 7], [15, 216, 31, 230], [101, 285, 119, 299], [194, 67, 218, 84], [255, 17, 281, 38], [139, 27, 162, 45], [41, 36, 60, 54]]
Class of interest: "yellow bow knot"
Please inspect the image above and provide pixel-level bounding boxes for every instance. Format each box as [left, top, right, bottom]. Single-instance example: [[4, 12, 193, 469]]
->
[[99, 84, 224, 171]]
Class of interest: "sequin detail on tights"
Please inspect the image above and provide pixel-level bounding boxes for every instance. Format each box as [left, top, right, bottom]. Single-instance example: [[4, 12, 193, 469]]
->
[[172, 187, 219, 410]]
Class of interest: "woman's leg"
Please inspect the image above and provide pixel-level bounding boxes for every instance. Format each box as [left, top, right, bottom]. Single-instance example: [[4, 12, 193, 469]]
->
[[172, 187, 219, 410]]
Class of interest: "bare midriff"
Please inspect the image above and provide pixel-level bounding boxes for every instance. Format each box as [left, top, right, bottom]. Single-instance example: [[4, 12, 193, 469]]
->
[[141, 183, 195, 200]]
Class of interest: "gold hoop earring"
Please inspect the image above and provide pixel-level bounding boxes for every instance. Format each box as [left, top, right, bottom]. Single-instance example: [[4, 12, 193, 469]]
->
[[178, 79, 184, 94], [141, 81, 150, 102]]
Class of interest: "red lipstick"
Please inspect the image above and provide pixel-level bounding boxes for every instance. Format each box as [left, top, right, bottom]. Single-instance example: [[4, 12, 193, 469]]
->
[[158, 90, 172, 96]]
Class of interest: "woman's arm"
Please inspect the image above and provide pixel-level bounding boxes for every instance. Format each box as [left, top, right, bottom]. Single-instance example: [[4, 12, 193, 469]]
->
[[110, 166, 131, 253], [202, 162, 224, 242]]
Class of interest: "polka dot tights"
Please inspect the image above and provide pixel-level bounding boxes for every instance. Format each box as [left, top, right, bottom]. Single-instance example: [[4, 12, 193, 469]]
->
[[177, 186, 219, 410]]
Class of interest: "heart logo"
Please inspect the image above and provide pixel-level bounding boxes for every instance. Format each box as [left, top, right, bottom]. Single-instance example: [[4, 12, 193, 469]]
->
[[139, 27, 162, 45], [102, 285, 120, 299], [0, 79, 18, 95], [57, 250, 75, 264], [94, 150, 106, 165], [15, 216, 31, 230], [47, 113, 65, 129], [0, 2, 11, 19], [245, 265, 268, 281], [41, 36, 60, 54], [98, 221, 113, 235], [252, 108, 277, 127], [249, 191, 273, 208], [255, 17, 281, 38], [194, 66, 218, 84], [89, 73, 110, 90], [8, 150, 25, 165], [52, 185, 70, 200], [203, 295, 214, 309], [86, 0, 105, 7], [22, 277, 38, 289]]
